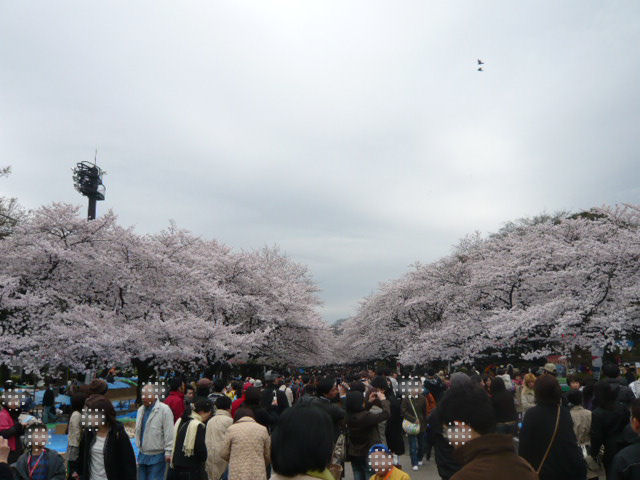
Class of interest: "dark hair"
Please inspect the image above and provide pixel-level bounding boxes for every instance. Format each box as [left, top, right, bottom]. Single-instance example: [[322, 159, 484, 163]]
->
[[489, 376, 506, 395], [603, 363, 621, 379], [567, 389, 583, 407], [215, 395, 231, 411], [349, 381, 366, 393], [196, 387, 209, 398], [345, 391, 365, 414], [245, 387, 261, 407], [567, 375, 581, 385], [469, 374, 483, 386], [631, 398, 640, 422], [185, 384, 195, 392], [427, 368, 436, 377], [301, 375, 310, 384], [213, 378, 226, 393], [85, 394, 117, 427], [235, 407, 254, 421], [534, 374, 562, 405], [371, 376, 388, 391], [594, 380, 618, 410], [71, 393, 87, 413], [439, 385, 496, 434], [231, 381, 243, 393], [192, 397, 213, 415], [168, 376, 184, 392], [87, 379, 109, 396], [316, 377, 336, 397], [271, 405, 333, 476]]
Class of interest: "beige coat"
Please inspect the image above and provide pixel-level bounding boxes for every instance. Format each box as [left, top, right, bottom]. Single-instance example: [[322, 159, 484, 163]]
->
[[220, 417, 270, 480], [570, 405, 592, 446], [206, 409, 234, 480]]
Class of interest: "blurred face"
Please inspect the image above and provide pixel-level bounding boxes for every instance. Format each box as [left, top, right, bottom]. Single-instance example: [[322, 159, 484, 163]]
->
[[327, 385, 339, 399], [368, 451, 393, 475], [444, 420, 477, 449], [141, 388, 157, 408], [631, 415, 640, 434], [81, 408, 107, 430], [26, 428, 49, 451], [570, 381, 581, 391], [526, 378, 535, 389], [185, 390, 195, 402]]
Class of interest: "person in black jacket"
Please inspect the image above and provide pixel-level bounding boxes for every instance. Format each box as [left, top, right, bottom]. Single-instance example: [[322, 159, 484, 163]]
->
[[424, 369, 446, 402], [167, 397, 212, 480], [426, 374, 471, 480], [490, 377, 518, 436], [69, 394, 136, 480], [590, 380, 630, 474], [297, 377, 346, 443], [518, 374, 586, 480], [610, 398, 640, 480], [380, 379, 404, 459], [246, 387, 277, 432], [602, 364, 635, 407], [345, 390, 390, 480]]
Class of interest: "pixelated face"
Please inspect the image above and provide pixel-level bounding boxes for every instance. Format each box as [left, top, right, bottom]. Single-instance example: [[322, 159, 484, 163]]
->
[[368, 450, 393, 474], [398, 378, 422, 399], [445, 421, 473, 448], [3, 390, 28, 411], [25, 428, 49, 449], [142, 382, 167, 407], [81, 408, 106, 430]]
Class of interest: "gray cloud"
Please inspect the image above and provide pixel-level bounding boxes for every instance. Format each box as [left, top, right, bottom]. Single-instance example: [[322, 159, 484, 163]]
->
[[1, 1, 639, 322]]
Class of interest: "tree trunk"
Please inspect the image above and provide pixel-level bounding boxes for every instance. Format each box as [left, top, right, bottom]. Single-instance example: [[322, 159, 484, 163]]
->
[[132, 358, 155, 406]]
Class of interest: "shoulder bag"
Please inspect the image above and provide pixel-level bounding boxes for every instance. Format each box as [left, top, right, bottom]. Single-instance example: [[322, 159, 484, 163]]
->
[[402, 398, 420, 435]]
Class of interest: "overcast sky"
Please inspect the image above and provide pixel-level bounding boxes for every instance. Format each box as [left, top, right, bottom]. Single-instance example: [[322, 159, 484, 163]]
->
[[1, 1, 639, 323]]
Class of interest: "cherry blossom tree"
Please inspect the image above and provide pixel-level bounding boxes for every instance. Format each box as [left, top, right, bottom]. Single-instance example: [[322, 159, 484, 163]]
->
[[0, 202, 325, 380], [339, 204, 640, 366]]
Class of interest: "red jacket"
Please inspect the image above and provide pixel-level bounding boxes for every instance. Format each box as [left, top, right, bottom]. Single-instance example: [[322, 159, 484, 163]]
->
[[231, 395, 246, 419], [164, 391, 185, 422], [0, 407, 19, 451], [231, 382, 254, 418]]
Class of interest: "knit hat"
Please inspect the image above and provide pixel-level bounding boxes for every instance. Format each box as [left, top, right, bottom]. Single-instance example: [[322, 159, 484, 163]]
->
[[368, 444, 391, 455]]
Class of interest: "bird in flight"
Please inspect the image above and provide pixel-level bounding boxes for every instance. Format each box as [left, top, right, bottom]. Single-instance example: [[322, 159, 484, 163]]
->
[[478, 59, 484, 65], [478, 67, 483, 72]]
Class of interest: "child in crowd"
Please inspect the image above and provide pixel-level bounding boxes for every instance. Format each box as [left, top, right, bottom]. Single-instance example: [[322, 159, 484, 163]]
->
[[368, 444, 410, 480], [11, 423, 65, 480]]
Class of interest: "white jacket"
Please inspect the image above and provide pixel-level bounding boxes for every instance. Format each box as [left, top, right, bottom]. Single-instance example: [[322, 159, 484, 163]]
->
[[135, 400, 175, 456], [206, 409, 234, 480]]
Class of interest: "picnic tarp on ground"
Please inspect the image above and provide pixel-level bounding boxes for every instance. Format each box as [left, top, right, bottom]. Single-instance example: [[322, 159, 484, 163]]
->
[[46, 412, 140, 455]]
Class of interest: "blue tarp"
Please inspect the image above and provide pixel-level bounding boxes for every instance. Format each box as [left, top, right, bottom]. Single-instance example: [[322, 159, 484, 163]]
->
[[47, 432, 139, 456], [34, 391, 71, 406], [106, 380, 132, 390]]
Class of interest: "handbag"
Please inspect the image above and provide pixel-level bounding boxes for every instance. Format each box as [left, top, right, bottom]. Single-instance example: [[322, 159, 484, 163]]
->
[[402, 398, 420, 435], [331, 432, 346, 464], [536, 404, 561, 475]]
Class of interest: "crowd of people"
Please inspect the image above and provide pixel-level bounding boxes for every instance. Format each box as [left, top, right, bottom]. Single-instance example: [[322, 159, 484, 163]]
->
[[1, 362, 640, 480]]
